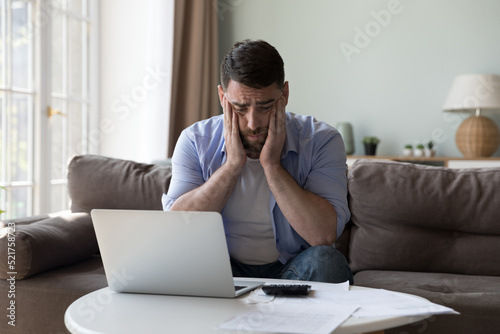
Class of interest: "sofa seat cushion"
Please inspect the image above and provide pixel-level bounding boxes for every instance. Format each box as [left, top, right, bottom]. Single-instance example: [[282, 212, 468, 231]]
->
[[354, 270, 500, 334], [347, 160, 500, 276], [0, 212, 98, 280], [0, 256, 107, 334]]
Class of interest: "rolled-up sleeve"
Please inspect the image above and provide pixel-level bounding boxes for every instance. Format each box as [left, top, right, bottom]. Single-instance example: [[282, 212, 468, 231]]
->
[[162, 129, 206, 211], [303, 130, 350, 240]]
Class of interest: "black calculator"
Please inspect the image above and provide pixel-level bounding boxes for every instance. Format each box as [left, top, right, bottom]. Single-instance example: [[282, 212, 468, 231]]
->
[[262, 284, 312, 296]]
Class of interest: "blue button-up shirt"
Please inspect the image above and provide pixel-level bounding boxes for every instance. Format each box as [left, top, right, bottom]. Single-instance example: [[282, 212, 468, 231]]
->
[[162, 111, 350, 264]]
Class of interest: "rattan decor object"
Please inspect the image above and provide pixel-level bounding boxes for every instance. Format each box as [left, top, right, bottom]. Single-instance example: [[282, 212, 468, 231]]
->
[[456, 115, 500, 157], [443, 74, 500, 157]]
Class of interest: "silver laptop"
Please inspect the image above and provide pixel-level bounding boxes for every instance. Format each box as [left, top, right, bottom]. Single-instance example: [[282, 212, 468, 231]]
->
[[90, 209, 263, 298]]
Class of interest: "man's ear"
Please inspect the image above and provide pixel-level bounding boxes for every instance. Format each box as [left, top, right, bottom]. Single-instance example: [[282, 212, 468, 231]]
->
[[218, 85, 224, 107], [283, 81, 290, 105]]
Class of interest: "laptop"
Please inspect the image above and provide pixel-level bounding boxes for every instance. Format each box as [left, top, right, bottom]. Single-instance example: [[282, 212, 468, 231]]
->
[[90, 209, 263, 298]]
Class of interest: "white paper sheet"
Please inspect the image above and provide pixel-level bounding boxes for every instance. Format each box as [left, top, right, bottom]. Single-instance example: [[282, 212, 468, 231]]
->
[[271, 287, 458, 318], [218, 303, 358, 334], [336, 289, 459, 318], [219, 282, 458, 334]]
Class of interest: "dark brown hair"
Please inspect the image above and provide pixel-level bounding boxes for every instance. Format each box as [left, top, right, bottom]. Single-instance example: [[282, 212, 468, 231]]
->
[[220, 39, 285, 91]]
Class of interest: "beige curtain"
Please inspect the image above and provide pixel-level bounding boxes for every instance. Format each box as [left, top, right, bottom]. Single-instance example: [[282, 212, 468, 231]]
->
[[168, 0, 220, 157]]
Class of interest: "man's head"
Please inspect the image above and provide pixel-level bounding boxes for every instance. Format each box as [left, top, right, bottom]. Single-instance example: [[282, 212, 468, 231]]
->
[[218, 40, 289, 158], [220, 39, 285, 91]]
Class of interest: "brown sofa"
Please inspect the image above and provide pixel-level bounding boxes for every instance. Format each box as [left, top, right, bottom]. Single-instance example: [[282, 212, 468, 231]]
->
[[337, 159, 500, 334], [1, 155, 499, 333]]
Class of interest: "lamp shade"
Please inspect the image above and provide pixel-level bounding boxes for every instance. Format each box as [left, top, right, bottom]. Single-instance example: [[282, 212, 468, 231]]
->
[[442, 74, 500, 112]]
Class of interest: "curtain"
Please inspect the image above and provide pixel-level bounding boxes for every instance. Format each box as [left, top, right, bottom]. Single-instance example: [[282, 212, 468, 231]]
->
[[168, 0, 220, 157]]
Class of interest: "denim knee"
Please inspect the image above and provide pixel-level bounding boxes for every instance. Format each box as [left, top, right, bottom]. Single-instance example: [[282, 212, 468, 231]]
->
[[279, 245, 354, 284]]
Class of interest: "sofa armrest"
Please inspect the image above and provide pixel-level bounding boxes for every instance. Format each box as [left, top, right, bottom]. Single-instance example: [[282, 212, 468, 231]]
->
[[0, 212, 98, 280], [0, 210, 71, 229]]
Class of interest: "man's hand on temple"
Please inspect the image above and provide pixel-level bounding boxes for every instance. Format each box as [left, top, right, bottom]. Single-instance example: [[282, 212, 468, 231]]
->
[[260, 94, 287, 170], [223, 95, 247, 173]]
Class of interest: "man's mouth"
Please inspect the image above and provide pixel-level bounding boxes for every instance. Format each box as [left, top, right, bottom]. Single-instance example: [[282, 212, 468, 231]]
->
[[242, 128, 268, 141], [246, 133, 265, 141]]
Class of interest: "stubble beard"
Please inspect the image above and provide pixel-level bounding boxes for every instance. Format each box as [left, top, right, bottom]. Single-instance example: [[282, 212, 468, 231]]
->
[[240, 128, 268, 159]]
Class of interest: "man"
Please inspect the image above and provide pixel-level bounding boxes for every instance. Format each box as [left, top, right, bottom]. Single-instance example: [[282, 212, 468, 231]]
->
[[163, 40, 353, 284]]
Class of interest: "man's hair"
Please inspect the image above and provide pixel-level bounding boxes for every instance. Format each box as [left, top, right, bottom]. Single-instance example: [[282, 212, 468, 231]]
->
[[220, 39, 285, 91]]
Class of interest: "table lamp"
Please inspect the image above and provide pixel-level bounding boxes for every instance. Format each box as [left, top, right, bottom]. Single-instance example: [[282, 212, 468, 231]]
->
[[442, 74, 500, 157]]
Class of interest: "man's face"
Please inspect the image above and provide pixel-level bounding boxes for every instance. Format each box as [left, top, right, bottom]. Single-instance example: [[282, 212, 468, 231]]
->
[[219, 80, 289, 157]]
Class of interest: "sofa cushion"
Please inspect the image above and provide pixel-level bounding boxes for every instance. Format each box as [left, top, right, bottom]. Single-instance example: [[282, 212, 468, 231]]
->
[[354, 270, 500, 334], [0, 212, 98, 280], [347, 160, 500, 276], [68, 155, 172, 213]]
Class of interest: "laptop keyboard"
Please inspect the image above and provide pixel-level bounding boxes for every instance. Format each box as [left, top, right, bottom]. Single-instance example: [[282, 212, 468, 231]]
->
[[235, 285, 247, 291]]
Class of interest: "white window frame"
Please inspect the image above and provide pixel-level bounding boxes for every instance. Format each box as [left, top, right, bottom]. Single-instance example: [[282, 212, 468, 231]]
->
[[35, 0, 99, 215], [0, 0, 36, 218], [0, 0, 99, 218]]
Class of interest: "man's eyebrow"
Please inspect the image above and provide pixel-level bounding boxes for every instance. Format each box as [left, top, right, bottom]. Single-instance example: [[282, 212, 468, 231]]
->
[[229, 100, 250, 108], [256, 98, 276, 105], [228, 98, 276, 107]]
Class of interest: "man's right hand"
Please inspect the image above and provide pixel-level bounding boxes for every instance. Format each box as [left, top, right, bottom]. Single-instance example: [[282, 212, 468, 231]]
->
[[169, 97, 245, 213], [223, 95, 247, 172]]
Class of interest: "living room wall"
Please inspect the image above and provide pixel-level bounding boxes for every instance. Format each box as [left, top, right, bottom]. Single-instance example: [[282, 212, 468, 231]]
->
[[218, 0, 500, 157]]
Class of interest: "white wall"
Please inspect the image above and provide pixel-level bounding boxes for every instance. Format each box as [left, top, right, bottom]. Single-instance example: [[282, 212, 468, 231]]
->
[[218, 0, 500, 157], [98, 0, 173, 163]]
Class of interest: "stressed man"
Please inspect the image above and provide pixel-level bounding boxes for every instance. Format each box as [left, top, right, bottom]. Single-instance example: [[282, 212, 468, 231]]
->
[[163, 39, 353, 284]]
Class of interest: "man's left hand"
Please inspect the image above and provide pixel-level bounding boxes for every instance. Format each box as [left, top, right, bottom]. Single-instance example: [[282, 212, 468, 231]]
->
[[260, 95, 286, 169]]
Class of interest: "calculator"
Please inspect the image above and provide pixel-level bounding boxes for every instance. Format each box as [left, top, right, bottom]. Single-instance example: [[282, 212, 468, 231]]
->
[[262, 284, 312, 296]]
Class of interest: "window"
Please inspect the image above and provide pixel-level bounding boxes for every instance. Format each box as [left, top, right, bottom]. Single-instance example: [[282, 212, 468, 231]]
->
[[0, 0, 34, 219], [0, 0, 98, 219]]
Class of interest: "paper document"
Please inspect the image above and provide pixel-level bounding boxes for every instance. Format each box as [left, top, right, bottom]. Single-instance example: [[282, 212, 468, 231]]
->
[[268, 284, 457, 318], [344, 289, 459, 318], [219, 281, 458, 334], [218, 303, 358, 334]]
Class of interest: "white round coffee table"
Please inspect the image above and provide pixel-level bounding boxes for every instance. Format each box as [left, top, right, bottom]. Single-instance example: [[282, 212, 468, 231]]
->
[[65, 282, 429, 334]]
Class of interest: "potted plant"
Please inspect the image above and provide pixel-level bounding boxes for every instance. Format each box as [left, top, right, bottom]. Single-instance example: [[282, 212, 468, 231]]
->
[[414, 144, 425, 157], [425, 141, 436, 157], [403, 144, 413, 157], [362, 136, 380, 156]]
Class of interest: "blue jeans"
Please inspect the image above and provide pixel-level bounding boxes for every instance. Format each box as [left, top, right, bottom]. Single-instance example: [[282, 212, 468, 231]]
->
[[230, 245, 354, 284]]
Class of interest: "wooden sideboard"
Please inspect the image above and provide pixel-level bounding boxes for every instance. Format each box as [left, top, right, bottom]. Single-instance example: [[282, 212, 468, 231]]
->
[[347, 155, 500, 168]]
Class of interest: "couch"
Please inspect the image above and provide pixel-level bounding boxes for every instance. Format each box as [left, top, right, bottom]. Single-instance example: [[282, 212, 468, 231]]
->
[[337, 159, 500, 334], [1, 155, 499, 333]]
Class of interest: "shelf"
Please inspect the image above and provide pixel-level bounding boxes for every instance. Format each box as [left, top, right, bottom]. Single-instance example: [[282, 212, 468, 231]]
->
[[347, 155, 500, 168]]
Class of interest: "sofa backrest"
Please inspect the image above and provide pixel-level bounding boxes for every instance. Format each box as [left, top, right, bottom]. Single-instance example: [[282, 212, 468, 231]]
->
[[68, 155, 172, 213], [347, 159, 500, 276]]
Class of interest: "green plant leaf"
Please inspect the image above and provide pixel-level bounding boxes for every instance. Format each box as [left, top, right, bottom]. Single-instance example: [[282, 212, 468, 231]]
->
[[362, 136, 380, 145]]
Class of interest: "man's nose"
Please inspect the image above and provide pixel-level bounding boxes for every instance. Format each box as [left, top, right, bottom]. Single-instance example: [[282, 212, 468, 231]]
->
[[246, 109, 261, 130]]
